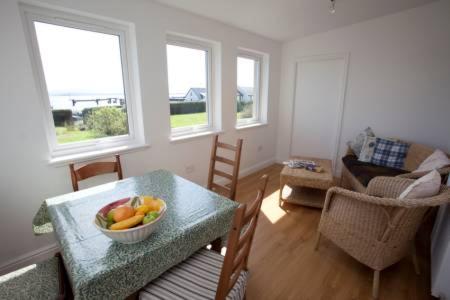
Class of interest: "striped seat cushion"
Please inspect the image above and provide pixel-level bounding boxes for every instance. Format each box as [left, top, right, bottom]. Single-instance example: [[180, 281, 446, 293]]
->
[[140, 249, 248, 300]]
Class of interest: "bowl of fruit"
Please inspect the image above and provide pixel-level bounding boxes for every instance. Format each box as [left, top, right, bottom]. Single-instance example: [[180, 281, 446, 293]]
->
[[94, 195, 166, 244]]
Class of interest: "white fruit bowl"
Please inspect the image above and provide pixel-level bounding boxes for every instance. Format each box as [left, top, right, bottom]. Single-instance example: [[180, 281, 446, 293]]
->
[[94, 196, 166, 244]]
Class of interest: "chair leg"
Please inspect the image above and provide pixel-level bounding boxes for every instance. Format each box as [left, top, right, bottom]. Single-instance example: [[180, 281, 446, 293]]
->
[[314, 232, 321, 251], [411, 245, 420, 275], [372, 270, 380, 299]]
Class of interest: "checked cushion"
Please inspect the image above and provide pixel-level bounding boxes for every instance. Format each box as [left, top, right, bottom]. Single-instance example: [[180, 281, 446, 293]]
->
[[371, 138, 409, 169]]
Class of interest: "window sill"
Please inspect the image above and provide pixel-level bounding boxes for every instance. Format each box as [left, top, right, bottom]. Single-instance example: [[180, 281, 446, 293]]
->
[[49, 143, 150, 167], [235, 122, 267, 131], [170, 130, 224, 143]]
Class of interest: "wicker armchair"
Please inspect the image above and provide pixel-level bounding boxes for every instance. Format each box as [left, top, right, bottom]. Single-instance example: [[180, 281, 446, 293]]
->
[[314, 177, 450, 299]]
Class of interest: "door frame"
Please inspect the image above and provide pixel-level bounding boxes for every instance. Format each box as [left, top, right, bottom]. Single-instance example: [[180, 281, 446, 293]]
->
[[289, 53, 350, 172]]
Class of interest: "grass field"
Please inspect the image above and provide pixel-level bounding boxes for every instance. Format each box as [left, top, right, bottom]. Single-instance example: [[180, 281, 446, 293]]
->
[[56, 112, 249, 143], [55, 127, 103, 144], [170, 112, 251, 128], [170, 112, 207, 128]]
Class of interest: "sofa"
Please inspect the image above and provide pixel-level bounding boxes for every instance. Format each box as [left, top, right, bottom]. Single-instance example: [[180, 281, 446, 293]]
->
[[341, 141, 450, 193]]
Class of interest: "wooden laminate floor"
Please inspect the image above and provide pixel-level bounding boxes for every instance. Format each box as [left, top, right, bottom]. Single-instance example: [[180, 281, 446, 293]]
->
[[234, 164, 432, 300]]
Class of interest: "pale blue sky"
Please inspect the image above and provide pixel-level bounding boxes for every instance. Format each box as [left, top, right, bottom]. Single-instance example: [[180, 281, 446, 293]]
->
[[35, 22, 254, 98]]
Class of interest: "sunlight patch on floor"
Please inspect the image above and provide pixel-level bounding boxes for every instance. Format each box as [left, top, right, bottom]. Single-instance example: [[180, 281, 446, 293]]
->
[[260, 190, 287, 224]]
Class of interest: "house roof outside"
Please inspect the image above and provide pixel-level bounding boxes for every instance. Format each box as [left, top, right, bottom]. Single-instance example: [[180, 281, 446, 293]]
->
[[237, 86, 254, 97], [187, 88, 206, 99], [169, 86, 255, 101]]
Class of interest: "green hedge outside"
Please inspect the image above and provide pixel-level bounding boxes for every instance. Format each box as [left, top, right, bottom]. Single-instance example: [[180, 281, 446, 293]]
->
[[82, 106, 127, 123], [170, 101, 206, 115], [52, 110, 73, 126], [237, 100, 253, 113]]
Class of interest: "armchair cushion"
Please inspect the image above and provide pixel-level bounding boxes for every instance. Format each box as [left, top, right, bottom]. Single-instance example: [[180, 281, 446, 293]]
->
[[342, 155, 407, 187], [399, 170, 441, 199]]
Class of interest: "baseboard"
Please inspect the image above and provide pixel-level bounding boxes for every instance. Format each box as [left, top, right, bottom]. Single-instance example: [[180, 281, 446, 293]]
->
[[238, 157, 277, 178], [0, 243, 60, 276], [215, 157, 277, 186]]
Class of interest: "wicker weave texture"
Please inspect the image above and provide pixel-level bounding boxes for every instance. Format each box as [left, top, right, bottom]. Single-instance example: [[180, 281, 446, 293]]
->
[[318, 177, 450, 271], [342, 142, 450, 192], [280, 157, 334, 190]]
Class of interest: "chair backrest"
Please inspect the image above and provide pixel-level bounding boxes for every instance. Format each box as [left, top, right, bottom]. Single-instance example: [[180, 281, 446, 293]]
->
[[207, 135, 243, 200], [215, 175, 269, 300], [69, 154, 123, 191]]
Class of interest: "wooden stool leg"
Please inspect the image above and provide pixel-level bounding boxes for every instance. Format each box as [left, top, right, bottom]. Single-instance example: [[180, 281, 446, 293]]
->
[[314, 232, 321, 251], [279, 183, 285, 207], [372, 270, 380, 299], [412, 245, 420, 275]]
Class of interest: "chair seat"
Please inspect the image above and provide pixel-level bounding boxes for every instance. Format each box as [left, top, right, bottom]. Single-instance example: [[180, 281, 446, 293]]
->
[[140, 249, 248, 300], [0, 257, 61, 299]]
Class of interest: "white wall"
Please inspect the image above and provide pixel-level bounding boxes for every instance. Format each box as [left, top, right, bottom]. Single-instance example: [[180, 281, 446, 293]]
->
[[0, 0, 281, 270], [276, 0, 450, 172]]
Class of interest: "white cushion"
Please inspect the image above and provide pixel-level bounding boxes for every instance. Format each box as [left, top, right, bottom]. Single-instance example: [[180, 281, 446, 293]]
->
[[358, 136, 377, 162], [347, 127, 375, 157], [399, 170, 441, 199], [414, 149, 450, 173], [140, 249, 248, 300]]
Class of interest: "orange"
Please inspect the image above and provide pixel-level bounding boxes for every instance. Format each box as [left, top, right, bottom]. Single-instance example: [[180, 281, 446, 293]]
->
[[113, 206, 135, 222]]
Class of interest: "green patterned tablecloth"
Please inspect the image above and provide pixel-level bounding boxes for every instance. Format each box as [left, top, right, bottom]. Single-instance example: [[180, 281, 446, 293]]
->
[[37, 169, 238, 300]]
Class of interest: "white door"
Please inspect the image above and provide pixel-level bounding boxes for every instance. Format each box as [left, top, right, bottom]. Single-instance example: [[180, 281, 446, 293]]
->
[[290, 54, 348, 168]]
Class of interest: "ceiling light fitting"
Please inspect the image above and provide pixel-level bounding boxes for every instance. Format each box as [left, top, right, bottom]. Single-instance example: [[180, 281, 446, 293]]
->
[[330, 0, 336, 14]]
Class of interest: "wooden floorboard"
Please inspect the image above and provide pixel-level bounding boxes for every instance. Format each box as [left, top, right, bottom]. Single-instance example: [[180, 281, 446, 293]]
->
[[234, 164, 432, 300]]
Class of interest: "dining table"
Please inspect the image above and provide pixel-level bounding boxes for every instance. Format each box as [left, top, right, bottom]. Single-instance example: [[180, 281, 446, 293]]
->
[[32, 169, 238, 300]]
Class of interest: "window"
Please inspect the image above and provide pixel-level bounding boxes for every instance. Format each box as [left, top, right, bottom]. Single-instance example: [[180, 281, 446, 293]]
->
[[236, 54, 261, 125], [166, 37, 213, 137], [21, 4, 145, 161]]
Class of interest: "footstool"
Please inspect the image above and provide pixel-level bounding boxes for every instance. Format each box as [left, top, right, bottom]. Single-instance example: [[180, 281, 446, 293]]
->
[[279, 157, 335, 208]]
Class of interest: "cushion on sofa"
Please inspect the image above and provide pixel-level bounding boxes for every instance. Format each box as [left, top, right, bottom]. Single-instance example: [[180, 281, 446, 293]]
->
[[371, 138, 409, 169], [342, 155, 408, 187], [414, 149, 450, 173], [347, 127, 375, 157], [359, 135, 377, 162]]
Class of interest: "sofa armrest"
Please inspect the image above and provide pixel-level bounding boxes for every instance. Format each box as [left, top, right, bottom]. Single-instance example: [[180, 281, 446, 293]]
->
[[345, 146, 356, 156], [397, 166, 450, 180]]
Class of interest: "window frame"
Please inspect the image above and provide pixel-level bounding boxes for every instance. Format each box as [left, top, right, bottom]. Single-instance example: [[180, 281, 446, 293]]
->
[[20, 4, 145, 161], [166, 35, 214, 138], [236, 52, 262, 126]]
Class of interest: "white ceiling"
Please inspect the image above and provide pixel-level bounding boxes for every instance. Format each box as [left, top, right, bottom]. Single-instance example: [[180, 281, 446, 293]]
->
[[154, 0, 436, 41]]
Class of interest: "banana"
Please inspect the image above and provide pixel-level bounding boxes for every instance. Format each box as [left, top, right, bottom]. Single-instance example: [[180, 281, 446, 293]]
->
[[109, 215, 144, 230]]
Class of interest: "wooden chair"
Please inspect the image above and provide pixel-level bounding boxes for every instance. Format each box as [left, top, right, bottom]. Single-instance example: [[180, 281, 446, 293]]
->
[[69, 154, 123, 191], [207, 135, 243, 200], [140, 175, 269, 300], [0, 254, 66, 299]]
